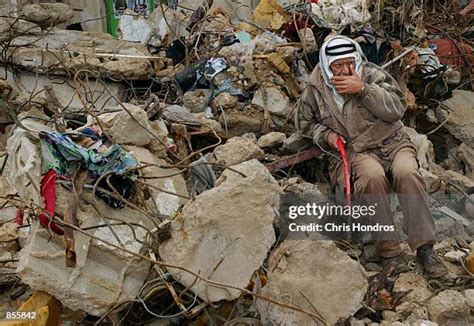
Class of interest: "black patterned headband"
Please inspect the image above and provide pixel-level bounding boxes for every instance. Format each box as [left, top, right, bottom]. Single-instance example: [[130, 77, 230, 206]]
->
[[325, 43, 356, 56]]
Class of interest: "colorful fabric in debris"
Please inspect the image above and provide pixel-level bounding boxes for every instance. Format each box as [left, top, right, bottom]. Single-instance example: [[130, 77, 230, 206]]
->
[[38, 169, 64, 235], [40, 131, 138, 177]]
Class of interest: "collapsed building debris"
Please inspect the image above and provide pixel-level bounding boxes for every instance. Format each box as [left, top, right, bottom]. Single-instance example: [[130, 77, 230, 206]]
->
[[436, 90, 474, 148], [20, 3, 73, 28], [257, 240, 368, 325], [0, 0, 473, 324], [160, 159, 281, 303], [427, 290, 470, 324]]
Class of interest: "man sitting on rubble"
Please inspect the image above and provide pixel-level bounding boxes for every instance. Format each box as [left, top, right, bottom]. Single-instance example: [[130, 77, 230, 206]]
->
[[295, 35, 448, 277]]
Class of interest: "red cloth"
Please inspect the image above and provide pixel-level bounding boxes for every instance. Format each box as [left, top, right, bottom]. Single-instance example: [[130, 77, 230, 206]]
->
[[280, 16, 315, 42], [430, 39, 473, 67], [38, 169, 64, 235], [15, 208, 23, 225], [336, 138, 351, 206]]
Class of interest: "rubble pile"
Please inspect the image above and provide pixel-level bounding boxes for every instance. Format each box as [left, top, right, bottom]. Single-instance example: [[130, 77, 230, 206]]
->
[[0, 0, 473, 324]]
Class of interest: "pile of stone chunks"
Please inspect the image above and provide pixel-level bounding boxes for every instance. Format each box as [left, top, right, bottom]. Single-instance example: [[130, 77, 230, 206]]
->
[[0, 1, 473, 325]]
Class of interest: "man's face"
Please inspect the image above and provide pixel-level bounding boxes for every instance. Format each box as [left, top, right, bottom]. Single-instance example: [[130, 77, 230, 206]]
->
[[330, 58, 356, 77]]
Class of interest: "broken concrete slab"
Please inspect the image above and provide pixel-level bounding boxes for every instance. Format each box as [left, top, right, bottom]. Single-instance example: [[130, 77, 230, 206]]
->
[[149, 5, 189, 46], [20, 3, 73, 28], [298, 28, 317, 50], [183, 89, 212, 113], [281, 132, 312, 154], [211, 136, 264, 166], [442, 169, 474, 192], [393, 272, 432, 310], [210, 92, 239, 111], [161, 105, 201, 126], [14, 135, 187, 316], [109, 104, 153, 146], [381, 310, 401, 322], [257, 240, 368, 325], [159, 159, 280, 303], [437, 90, 474, 148], [0, 176, 16, 224], [4, 29, 153, 80], [402, 305, 431, 325], [466, 192, 474, 220], [420, 168, 443, 194], [239, 132, 257, 144], [17, 192, 154, 316], [463, 289, 474, 308], [0, 78, 13, 103], [17, 223, 149, 316], [0, 222, 18, 243], [252, 87, 289, 117], [458, 143, 474, 180], [194, 113, 223, 133], [0, 17, 41, 41], [124, 146, 189, 217], [284, 180, 331, 199], [257, 132, 286, 148], [147, 120, 169, 158], [119, 9, 154, 44], [101, 57, 153, 80], [427, 290, 470, 323], [1, 70, 124, 118], [434, 217, 468, 242], [219, 109, 263, 136], [0, 222, 19, 256], [444, 250, 467, 263]]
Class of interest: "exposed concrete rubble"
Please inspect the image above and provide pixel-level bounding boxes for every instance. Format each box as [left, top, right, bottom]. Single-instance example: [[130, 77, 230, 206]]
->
[[4, 29, 153, 79], [427, 290, 470, 323], [159, 159, 280, 303], [464, 289, 474, 308], [252, 87, 290, 117], [458, 143, 474, 179], [0, 17, 41, 38], [257, 240, 368, 325], [0, 222, 19, 256], [394, 272, 432, 302], [12, 131, 188, 315], [108, 104, 153, 146], [211, 136, 265, 166], [257, 132, 287, 148], [436, 90, 474, 148], [0, 0, 472, 324], [183, 89, 213, 113], [17, 218, 151, 316], [3, 73, 124, 118], [20, 3, 73, 28], [124, 145, 189, 217]]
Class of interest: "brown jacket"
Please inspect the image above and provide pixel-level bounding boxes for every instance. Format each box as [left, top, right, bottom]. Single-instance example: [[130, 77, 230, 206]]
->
[[295, 62, 410, 156]]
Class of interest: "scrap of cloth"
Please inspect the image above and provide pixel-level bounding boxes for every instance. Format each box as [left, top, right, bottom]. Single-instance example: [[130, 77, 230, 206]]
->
[[40, 131, 138, 176]]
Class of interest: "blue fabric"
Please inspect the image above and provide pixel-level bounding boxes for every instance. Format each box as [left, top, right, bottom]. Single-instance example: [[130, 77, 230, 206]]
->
[[40, 131, 138, 177]]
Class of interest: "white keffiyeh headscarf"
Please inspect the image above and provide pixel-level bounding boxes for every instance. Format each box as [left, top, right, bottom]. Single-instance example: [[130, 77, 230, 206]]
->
[[319, 35, 364, 108]]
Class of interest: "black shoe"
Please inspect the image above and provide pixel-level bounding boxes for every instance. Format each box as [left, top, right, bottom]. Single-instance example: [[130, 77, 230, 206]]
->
[[417, 244, 449, 278], [380, 255, 409, 273]]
